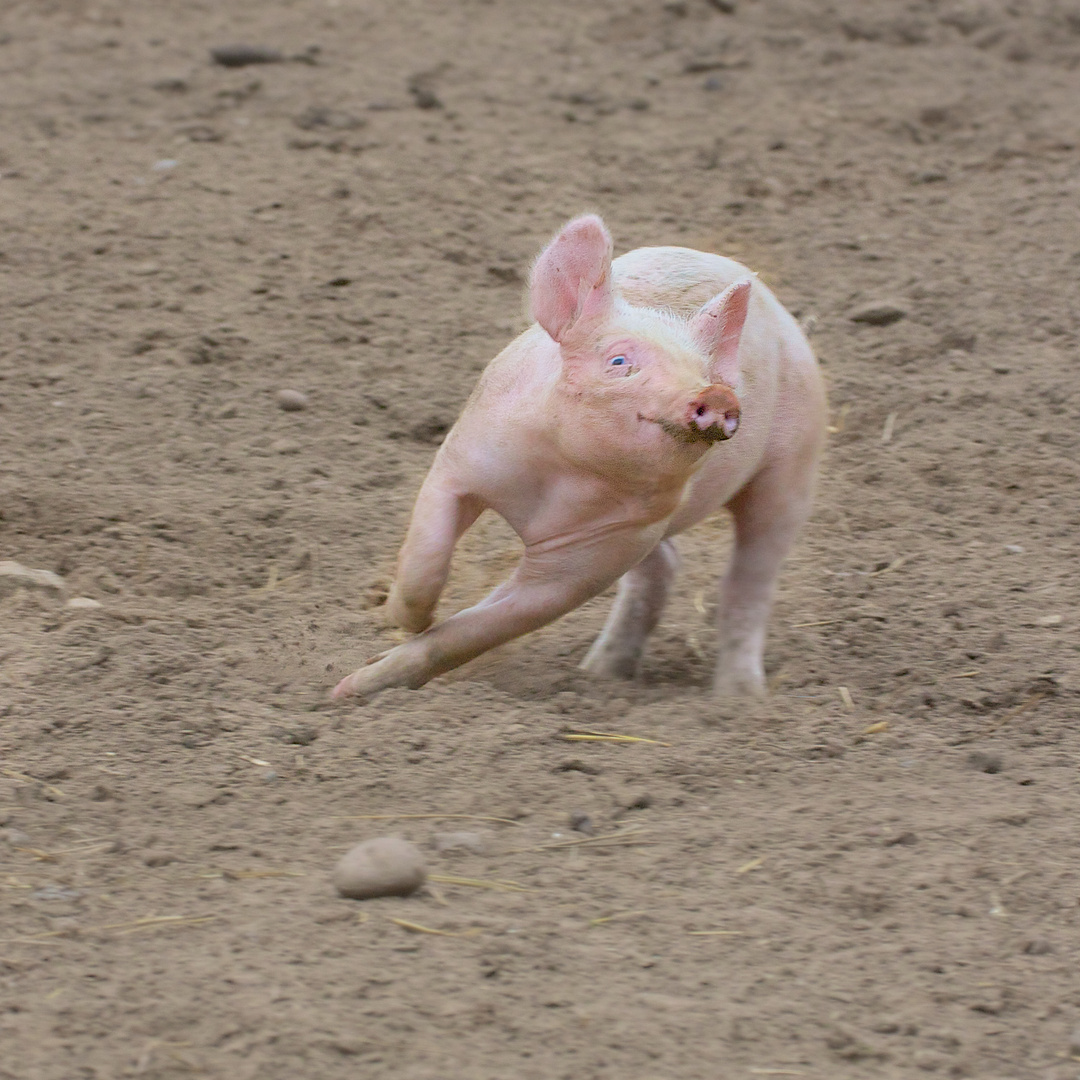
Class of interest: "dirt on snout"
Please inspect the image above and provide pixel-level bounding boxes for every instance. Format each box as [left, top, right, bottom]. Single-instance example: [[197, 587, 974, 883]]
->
[[1, 2, 1079, 1079]]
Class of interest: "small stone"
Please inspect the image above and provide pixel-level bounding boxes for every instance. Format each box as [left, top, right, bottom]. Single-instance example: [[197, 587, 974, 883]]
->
[[66, 596, 102, 610], [31, 885, 82, 902], [912, 1048, 947, 1071], [884, 830, 918, 847], [432, 831, 487, 855], [174, 783, 221, 809], [143, 851, 177, 867], [270, 437, 301, 454], [967, 750, 1003, 774], [333, 837, 427, 900], [276, 389, 309, 412], [408, 73, 442, 110], [1004, 544, 1024, 554], [279, 724, 317, 746], [210, 44, 284, 67], [1022, 937, 1053, 955], [0, 560, 65, 598], [568, 810, 595, 835], [848, 301, 909, 326], [1037, 614, 1062, 626], [1069, 1026, 1080, 1056]]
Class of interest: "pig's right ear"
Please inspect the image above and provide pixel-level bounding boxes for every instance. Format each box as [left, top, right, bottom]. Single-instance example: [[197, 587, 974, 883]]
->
[[690, 278, 752, 385], [530, 215, 614, 344]]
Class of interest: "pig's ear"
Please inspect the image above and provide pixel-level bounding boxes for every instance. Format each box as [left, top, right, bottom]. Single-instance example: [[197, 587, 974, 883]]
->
[[530, 215, 614, 344], [691, 278, 752, 384]]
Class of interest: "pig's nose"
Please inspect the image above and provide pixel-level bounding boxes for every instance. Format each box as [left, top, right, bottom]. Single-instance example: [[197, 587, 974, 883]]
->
[[688, 384, 741, 440]]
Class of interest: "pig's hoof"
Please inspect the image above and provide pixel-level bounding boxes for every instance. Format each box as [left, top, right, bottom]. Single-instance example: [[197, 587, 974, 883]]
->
[[580, 643, 642, 680], [712, 666, 766, 700], [331, 670, 373, 701]]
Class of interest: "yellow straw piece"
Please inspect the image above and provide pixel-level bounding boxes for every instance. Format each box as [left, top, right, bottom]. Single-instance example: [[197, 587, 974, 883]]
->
[[2, 769, 64, 798], [428, 875, 530, 892], [736, 857, 764, 875], [589, 910, 647, 926], [562, 731, 670, 746], [338, 813, 522, 826], [389, 918, 480, 937]]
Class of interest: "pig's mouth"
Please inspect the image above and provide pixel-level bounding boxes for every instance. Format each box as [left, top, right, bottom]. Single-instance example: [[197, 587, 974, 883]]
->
[[639, 413, 738, 445]]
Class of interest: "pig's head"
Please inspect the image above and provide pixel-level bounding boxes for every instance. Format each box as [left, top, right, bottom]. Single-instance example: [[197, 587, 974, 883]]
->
[[531, 215, 749, 476]]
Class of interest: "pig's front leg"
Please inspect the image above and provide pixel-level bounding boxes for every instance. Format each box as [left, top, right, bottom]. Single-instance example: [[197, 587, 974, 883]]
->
[[384, 473, 483, 634], [332, 530, 657, 702], [580, 539, 679, 679], [713, 455, 817, 699]]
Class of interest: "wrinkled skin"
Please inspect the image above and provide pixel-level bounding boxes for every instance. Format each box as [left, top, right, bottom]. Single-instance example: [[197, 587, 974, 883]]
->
[[332, 214, 826, 703]]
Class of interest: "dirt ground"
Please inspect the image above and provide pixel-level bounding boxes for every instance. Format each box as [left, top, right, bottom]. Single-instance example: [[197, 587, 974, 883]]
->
[[2, 1, 1079, 1077]]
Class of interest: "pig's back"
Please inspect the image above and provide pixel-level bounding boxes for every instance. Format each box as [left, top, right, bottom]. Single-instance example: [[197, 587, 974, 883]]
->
[[613, 246, 753, 315], [612, 244, 813, 388]]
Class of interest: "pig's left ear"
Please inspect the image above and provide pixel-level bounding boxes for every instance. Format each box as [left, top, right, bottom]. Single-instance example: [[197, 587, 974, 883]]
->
[[690, 278, 752, 384], [530, 215, 615, 344]]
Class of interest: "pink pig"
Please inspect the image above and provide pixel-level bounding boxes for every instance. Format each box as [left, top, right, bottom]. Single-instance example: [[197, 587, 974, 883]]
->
[[333, 215, 826, 702]]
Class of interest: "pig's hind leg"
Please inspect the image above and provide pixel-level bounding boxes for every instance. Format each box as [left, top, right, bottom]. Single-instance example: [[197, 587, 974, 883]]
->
[[579, 539, 679, 679]]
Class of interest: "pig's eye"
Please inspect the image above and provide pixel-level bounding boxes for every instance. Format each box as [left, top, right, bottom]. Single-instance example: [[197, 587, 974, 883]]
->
[[608, 355, 629, 368]]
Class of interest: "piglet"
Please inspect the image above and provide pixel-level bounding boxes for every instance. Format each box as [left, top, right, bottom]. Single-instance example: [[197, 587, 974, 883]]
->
[[333, 215, 826, 702]]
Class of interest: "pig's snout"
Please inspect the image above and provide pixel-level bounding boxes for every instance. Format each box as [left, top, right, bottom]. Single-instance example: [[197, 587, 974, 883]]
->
[[687, 384, 740, 443]]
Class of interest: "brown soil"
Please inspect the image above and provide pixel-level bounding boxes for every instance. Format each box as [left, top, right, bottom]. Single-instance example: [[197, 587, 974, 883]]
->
[[2, 2, 1079, 1078]]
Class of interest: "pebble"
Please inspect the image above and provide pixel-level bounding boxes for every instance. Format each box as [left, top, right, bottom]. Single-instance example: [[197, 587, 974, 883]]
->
[[568, 810, 595, 835], [0, 560, 65, 598], [432, 830, 487, 855], [967, 750, 1003, 774], [848, 301, 909, 326], [333, 837, 427, 900], [210, 44, 284, 67], [276, 389, 309, 412], [66, 596, 102, 610], [1070, 1026, 1080, 1056]]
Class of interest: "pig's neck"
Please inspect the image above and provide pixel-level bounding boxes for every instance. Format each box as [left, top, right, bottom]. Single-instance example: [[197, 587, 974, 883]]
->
[[546, 383, 706, 497]]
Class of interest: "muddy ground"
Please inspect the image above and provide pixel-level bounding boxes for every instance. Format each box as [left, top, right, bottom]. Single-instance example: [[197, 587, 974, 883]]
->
[[2, 1, 1080, 1077]]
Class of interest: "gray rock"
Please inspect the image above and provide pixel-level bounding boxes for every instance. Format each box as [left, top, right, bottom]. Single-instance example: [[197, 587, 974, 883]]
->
[[848, 301, 909, 326], [276, 389, 309, 412], [333, 837, 427, 900]]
